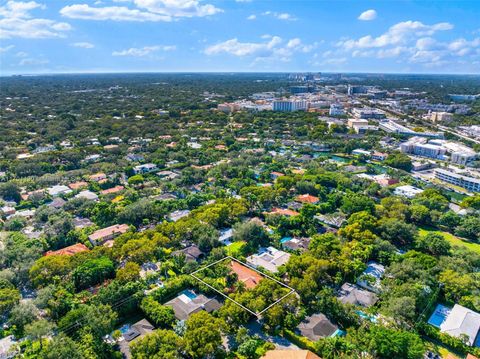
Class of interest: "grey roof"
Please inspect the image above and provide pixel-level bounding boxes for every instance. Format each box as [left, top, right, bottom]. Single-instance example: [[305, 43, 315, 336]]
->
[[337, 283, 378, 308], [172, 245, 203, 262], [119, 319, 155, 359], [440, 304, 480, 346], [165, 291, 221, 321], [123, 319, 154, 342], [282, 237, 310, 252], [297, 313, 338, 341], [0, 335, 16, 359], [48, 197, 66, 209]]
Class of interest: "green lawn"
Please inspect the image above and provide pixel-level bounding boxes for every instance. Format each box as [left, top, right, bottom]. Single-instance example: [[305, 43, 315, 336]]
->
[[419, 227, 480, 254], [226, 241, 247, 256], [423, 337, 461, 359]]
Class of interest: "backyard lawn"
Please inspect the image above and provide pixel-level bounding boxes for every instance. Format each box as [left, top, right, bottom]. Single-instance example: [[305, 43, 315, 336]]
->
[[419, 227, 480, 255], [226, 241, 247, 256], [423, 337, 461, 359]]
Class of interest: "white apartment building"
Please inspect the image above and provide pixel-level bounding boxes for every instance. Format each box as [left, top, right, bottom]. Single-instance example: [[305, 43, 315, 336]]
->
[[329, 103, 344, 116], [434, 168, 480, 192], [273, 100, 307, 112], [400, 138, 476, 164], [429, 111, 453, 123]]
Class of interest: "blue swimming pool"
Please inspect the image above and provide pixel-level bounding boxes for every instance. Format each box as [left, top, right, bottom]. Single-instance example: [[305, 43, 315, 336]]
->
[[428, 304, 451, 328], [331, 329, 346, 337], [180, 289, 197, 300], [280, 237, 292, 244], [356, 310, 378, 323], [119, 324, 131, 334]]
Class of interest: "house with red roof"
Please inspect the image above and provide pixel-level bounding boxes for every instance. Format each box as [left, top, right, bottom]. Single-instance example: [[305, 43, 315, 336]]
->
[[45, 243, 89, 257], [295, 194, 320, 204]]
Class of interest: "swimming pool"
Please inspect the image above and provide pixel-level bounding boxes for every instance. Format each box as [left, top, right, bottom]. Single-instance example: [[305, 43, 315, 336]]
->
[[428, 304, 451, 328], [356, 310, 378, 323], [180, 290, 197, 300], [280, 237, 292, 244], [331, 329, 346, 337], [119, 324, 131, 334]]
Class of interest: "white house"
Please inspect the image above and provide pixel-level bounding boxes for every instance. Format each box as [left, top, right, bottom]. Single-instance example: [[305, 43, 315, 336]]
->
[[48, 185, 72, 197], [394, 185, 424, 198], [356, 261, 385, 293], [440, 304, 480, 346], [246, 247, 291, 273], [74, 190, 99, 201], [133, 163, 158, 174]]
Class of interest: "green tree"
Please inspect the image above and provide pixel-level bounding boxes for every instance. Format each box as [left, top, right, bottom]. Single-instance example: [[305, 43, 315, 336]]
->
[[415, 233, 451, 256], [439, 269, 475, 302], [0, 286, 20, 315], [24, 319, 56, 351], [9, 301, 39, 335], [131, 329, 182, 359], [38, 334, 83, 359], [184, 311, 224, 359], [384, 152, 413, 172], [58, 304, 117, 339], [116, 261, 141, 283], [140, 297, 176, 329], [30, 255, 72, 287], [377, 218, 417, 246], [455, 216, 480, 241], [72, 256, 115, 290], [0, 182, 22, 202], [128, 174, 145, 185], [341, 193, 375, 215], [233, 220, 269, 251]]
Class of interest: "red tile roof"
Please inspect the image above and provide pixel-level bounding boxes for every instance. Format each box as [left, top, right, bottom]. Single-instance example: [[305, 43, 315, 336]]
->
[[295, 194, 319, 204], [230, 261, 263, 289], [267, 208, 300, 216], [69, 181, 88, 190], [45, 243, 89, 257], [100, 185, 124, 195], [88, 224, 129, 242]]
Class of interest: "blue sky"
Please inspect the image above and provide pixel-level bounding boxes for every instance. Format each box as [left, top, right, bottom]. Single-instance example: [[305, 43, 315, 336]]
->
[[1, 0, 479, 75]]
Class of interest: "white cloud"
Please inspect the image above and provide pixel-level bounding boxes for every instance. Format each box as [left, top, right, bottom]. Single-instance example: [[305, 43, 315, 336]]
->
[[15, 51, 27, 57], [204, 36, 314, 62], [134, 0, 222, 18], [61, 0, 222, 22], [247, 14, 256, 20], [331, 19, 480, 69], [0, 44, 14, 53], [261, 11, 297, 21], [338, 20, 453, 50], [358, 9, 377, 21], [112, 45, 176, 56], [0, 1, 71, 39], [276, 13, 295, 21], [447, 37, 480, 56], [19, 57, 49, 66], [415, 37, 438, 51], [60, 4, 171, 22], [72, 42, 95, 48]]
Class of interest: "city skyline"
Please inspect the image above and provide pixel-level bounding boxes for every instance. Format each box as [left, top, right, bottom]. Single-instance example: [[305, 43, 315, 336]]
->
[[1, 0, 480, 75]]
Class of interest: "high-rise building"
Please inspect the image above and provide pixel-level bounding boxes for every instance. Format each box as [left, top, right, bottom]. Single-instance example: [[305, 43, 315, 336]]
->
[[347, 85, 367, 96], [273, 100, 307, 112], [329, 103, 345, 116], [430, 111, 454, 122]]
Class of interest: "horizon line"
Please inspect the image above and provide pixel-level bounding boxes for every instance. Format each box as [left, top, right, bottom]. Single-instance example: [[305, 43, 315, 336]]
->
[[2, 70, 480, 77]]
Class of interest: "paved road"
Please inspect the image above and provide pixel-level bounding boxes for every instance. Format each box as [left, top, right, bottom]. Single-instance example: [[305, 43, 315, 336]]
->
[[246, 321, 299, 350]]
